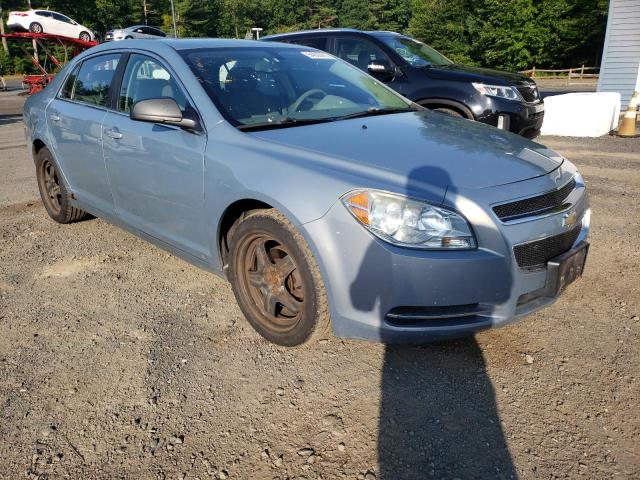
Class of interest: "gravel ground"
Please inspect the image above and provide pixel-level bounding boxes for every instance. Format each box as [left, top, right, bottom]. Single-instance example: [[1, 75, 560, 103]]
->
[[1, 90, 639, 479]]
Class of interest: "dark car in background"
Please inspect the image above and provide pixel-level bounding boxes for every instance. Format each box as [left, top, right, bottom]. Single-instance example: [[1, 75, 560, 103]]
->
[[263, 29, 544, 138]]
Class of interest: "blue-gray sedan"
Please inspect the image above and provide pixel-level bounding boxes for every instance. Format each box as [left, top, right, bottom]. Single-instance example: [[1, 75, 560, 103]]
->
[[23, 39, 590, 346]]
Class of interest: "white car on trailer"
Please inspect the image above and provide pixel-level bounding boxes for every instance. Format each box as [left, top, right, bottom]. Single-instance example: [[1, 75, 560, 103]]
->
[[7, 9, 94, 41]]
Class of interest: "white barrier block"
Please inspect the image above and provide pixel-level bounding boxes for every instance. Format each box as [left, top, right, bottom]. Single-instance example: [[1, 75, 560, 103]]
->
[[540, 92, 621, 137]]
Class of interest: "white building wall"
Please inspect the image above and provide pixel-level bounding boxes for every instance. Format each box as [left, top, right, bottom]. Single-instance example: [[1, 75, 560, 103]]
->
[[597, 0, 640, 107]]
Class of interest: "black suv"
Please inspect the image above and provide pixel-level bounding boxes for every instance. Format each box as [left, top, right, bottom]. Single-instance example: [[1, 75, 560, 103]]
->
[[262, 29, 544, 138]]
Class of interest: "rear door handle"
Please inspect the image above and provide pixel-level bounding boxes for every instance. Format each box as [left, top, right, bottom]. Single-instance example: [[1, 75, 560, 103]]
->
[[49, 113, 60, 122], [104, 127, 123, 139]]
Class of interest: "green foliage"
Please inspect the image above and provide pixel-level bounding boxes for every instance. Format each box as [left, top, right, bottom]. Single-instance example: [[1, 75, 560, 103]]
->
[[409, 0, 477, 65], [0, 0, 610, 71]]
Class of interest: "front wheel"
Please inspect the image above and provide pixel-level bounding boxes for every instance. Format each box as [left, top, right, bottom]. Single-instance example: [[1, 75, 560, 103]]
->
[[29, 22, 43, 34], [432, 107, 464, 118], [227, 209, 330, 346], [79, 31, 91, 42]]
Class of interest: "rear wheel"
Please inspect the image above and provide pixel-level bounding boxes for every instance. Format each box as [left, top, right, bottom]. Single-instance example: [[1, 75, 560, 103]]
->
[[35, 147, 88, 224], [228, 209, 330, 346], [29, 22, 43, 34], [79, 31, 91, 42], [125, 35, 133, 39]]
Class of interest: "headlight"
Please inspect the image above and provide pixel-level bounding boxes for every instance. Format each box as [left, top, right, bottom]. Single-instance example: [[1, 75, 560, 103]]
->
[[342, 190, 476, 249], [472, 82, 523, 102]]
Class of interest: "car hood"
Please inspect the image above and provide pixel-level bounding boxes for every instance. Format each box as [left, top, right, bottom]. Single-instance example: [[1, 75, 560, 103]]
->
[[250, 111, 562, 190], [427, 64, 533, 86]]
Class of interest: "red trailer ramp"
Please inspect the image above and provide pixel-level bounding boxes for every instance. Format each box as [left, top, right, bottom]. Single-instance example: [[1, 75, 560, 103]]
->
[[0, 32, 97, 94]]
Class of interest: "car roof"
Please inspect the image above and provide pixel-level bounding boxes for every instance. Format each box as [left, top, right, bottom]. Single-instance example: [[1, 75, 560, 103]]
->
[[262, 28, 361, 40], [90, 38, 309, 52], [262, 28, 402, 40]]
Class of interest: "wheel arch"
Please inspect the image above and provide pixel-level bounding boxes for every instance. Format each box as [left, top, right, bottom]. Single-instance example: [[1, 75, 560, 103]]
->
[[32, 138, 47, 160], [416, 98, 475, 120], [217, 198, 274, 271]]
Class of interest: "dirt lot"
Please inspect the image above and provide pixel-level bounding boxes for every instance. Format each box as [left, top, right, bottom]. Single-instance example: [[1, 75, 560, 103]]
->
[[1, 89, 638, 480]]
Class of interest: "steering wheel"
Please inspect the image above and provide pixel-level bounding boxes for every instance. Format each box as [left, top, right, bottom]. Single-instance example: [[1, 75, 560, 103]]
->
[[289, 89, 327, 113]]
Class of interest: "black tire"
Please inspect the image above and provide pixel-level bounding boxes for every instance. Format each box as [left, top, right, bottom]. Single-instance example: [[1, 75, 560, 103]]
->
[[125, 35, 133, 39], [35, 147, 88, 224], [29, 22, 43, 34], [227, 209, 330, 346], [79, 31, 91, 42], [432, 107, 464, 118]]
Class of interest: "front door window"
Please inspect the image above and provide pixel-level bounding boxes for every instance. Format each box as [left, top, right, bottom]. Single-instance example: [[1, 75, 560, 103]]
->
[[118, 54, 188, 113], [335, 37, 391, 73]]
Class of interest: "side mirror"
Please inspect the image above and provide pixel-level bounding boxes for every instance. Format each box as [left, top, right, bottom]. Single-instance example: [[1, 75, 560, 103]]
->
[[130, 98, 200, 132], [367, 59, 395, 77]]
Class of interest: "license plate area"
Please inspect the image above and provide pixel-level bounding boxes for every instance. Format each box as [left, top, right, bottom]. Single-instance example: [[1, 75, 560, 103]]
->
[[544, 241, 589, 297]]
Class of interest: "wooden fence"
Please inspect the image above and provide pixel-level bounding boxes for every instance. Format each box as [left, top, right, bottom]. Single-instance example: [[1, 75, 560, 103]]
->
[[519, 66, 599, 85]]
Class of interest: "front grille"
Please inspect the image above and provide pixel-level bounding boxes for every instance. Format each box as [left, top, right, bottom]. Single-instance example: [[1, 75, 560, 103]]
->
[[493, 178, 576, 221], [513, 225, 581, 268], [517, 84, 540, 103]]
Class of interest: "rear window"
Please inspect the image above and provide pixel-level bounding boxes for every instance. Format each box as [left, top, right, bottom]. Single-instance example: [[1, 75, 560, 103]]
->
[[70, 54, 121, 107], [59, 65, 80, 99]]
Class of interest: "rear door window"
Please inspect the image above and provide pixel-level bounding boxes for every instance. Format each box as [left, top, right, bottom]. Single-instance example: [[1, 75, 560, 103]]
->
[[148, 27, 165, 37], [71, 54, 121, 107], [52, 12, 72, 24]]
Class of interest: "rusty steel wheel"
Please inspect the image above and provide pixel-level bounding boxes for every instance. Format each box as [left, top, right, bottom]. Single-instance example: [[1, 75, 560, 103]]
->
[[35, 147, 88, 224], [239, 234, 304, 331], [228, 209, 330, 346]]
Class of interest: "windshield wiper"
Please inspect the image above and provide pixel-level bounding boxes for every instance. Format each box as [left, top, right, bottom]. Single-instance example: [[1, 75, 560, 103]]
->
[[237, 117, 333, 132], [330, 107, 417, 122], [237, 107, 418, 131]]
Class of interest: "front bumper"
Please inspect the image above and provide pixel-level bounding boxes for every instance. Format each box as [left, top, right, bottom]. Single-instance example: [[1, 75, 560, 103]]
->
[[475, 96, 545, 138], [301, 170, 589, 343]]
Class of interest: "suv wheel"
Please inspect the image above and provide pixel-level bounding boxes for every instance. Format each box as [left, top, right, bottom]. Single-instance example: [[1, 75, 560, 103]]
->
[[432, 107, 464, 118]]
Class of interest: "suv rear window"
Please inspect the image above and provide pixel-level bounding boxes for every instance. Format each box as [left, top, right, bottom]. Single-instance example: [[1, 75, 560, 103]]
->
[[283, 37, 328, 51]]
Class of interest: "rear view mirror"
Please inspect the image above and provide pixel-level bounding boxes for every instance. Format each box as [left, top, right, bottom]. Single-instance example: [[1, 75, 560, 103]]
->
[[367, 60, 395, 76], [130, 98, 200, 132]]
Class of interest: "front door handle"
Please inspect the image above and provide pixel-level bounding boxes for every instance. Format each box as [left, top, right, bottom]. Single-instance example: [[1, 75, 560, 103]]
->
[[104, 127, 123, 140], [49, 113, 60, 122]]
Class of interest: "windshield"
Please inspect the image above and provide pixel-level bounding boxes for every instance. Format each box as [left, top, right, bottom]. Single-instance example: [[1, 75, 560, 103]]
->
[[378, 35, 453, 67], [179, 47, 412, 128]]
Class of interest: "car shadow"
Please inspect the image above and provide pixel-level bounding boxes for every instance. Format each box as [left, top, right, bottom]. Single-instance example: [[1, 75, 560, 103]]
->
[[348, 161, 517, 478], [0, 114, 23, 126]]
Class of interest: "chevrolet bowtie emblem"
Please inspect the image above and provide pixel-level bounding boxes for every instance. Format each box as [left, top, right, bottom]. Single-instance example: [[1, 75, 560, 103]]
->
[[563, 211, 578, 228]]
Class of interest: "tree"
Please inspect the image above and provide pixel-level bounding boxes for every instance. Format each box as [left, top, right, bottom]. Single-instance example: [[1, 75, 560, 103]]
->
[[179, 0, 222, 37], [339, 0, 374, 30], [467, 0, 548, 70], [409, 0, 476, 65], [370, 0, 410, 32]]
